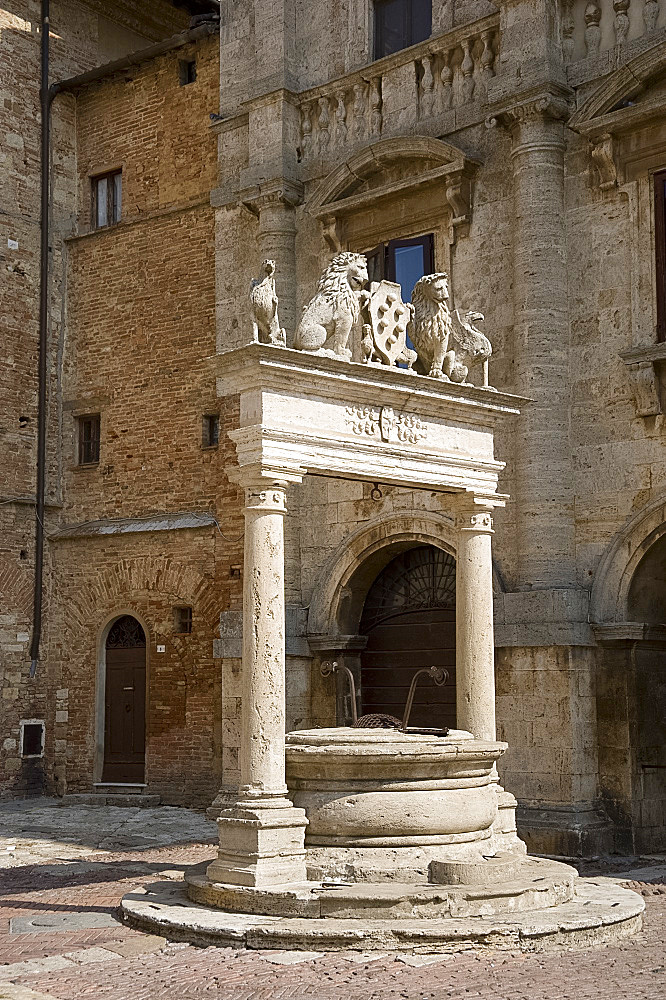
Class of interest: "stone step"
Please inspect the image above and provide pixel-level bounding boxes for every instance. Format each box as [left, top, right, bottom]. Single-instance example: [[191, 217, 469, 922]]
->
[[186, 856, 577, 921], [120, 877, 644, 953], [61, 792, 161, 808]]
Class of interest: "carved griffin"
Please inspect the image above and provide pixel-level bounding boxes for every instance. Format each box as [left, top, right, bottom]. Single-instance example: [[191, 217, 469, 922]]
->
[[408, 273, 491, 383], [294, 252, 369, 359], [250, 259, 285, 346]]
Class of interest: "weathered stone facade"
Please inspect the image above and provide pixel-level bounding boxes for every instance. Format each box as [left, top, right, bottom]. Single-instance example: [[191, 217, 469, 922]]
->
[[2, 0, 665, 854]]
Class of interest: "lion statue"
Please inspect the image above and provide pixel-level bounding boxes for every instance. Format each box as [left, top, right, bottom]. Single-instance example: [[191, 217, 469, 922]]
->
[[408, 273, 491, 382], [294, 252, 369, 359]]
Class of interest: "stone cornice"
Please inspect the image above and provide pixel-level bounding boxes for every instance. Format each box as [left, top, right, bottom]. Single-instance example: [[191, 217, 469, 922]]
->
[[592, 622, 666, 645]]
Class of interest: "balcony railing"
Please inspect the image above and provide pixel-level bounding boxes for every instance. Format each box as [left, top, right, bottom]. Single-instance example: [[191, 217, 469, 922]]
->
[[297, 14, 500, 163]]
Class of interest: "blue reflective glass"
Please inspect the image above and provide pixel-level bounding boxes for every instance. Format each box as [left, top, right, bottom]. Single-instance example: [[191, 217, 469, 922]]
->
[[393, 243, 425, 301]]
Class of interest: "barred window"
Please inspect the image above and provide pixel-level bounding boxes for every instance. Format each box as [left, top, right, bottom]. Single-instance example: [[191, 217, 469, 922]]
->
[[78, 414, 100, 466]]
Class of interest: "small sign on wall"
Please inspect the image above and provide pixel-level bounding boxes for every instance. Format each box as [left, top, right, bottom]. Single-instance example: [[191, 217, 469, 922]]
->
[[156, 644, 166, 653]]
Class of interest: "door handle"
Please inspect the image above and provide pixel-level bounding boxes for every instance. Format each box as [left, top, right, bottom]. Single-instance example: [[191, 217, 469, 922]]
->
[[123, 686, 134, 691]]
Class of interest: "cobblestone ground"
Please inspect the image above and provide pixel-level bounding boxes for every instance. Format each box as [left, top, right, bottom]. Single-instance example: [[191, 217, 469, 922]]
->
[[1, 802, 665, 1000]]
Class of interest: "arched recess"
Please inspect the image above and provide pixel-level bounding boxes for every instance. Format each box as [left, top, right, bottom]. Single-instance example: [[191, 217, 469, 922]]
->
[[306, 509, 503, 727], [96, 610, 150, 784], [308, 135, 480, 250], [590, 495, 666, 623], [590, 497, 666, 853], [308, 508, 503, 639]]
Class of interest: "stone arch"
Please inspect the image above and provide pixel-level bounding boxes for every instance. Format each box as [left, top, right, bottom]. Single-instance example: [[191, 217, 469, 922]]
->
[[307, 508, 503, 639], [307, 136, 480, 246], [590, 495, 666, 623]]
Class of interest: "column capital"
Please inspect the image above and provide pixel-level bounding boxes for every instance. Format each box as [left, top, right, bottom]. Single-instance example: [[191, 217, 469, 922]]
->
[[486, 84, 573, 134], [244, 484, 288, 514], [239, 178, 304, 218], [452, 493, 504, 532]]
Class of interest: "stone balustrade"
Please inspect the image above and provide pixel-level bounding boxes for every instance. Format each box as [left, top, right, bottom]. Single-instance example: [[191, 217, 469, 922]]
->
[[298, 15, 500, 163], [562, 0, 664, 64]]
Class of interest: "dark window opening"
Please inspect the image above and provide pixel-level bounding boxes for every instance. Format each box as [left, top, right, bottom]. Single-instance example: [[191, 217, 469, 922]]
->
[[367, 234, 434, 300], [374, 0, 431, 59], [179, 59, 197, 85], [92, 170, 122, 229], [202, 414, 220, 448], [655, 170, 666, 342], [22, 722, 44, 757], [78, 414, 100, 466], [174, 606, 193, 634]]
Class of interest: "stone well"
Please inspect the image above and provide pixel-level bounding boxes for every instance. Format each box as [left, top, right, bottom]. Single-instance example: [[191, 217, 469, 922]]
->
[[285, 728, 506, 881]]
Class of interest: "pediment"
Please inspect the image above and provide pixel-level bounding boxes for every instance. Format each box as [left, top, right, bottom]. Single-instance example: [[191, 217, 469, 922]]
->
[[569, 41, 666, 188], [308, 137, 480, 240], [570, 40, 666, 138]]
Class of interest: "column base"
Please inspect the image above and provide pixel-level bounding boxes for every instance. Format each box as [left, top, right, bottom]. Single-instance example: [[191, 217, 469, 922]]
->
[[491, 784, 527, 855], [207, 796, 308, 887], [517, 803, 614, 857]]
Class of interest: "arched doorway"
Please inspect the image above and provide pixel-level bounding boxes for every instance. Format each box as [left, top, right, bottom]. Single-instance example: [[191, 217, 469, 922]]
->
[[625, 537, 666, 852], [359, 545, 456, 729], [102, 615, 146, 782]]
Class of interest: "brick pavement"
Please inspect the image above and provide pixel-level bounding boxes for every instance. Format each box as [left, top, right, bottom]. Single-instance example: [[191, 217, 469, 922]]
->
[[1, 836, 665, 1000]]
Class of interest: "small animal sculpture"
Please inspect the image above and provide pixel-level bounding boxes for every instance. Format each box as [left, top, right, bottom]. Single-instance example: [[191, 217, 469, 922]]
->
[[449, 309, 492, 384], [408, 273, 491, 382], [250, 259, 285, 346], [294, 252, 369, 359]]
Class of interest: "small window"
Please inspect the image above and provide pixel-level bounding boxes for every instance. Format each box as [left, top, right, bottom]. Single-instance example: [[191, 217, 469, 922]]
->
[[179, 59, 197, 86], [21, 721, 45, 758], [367, 234, 434, 301], [374, 0, 431, 59], [78, 414, 100, 466], [174, 606, 192, 634], [655, 170, 666, 342], [92, 170, 122, 229], [202, 414, 220, 448]]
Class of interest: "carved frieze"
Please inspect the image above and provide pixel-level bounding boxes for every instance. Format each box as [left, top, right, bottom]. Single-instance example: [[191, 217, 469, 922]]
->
[[345, 405, 427, 444]]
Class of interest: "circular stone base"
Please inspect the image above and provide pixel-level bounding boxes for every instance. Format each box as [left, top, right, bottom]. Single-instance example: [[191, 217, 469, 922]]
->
[[186, 857, 577, 920], [120, 877, 644, 954]]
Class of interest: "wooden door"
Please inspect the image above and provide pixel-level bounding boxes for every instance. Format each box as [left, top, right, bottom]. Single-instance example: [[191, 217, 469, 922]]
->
[[360, 545, 457, 729], [102, 616, 146, 782]]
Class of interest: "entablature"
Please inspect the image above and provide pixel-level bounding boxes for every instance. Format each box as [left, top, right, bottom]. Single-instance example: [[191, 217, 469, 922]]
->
[[216, 343, 523, 499]]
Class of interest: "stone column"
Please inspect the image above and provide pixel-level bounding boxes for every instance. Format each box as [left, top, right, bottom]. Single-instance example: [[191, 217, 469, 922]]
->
[[207, 481, 308, 887], [501, 92, 575, 590], [455, 500, 496, 741]]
